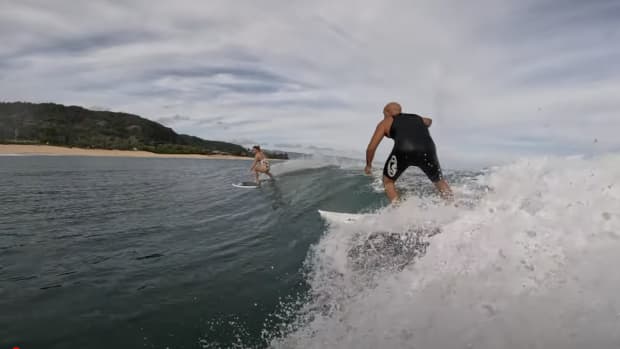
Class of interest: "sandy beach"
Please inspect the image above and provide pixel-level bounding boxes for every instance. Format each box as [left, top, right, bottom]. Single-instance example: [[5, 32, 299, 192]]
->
[[0, 144, 253, 160]]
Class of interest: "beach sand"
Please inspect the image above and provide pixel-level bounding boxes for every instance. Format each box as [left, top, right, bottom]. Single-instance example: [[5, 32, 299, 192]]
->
[[0, 144, 253, 160]]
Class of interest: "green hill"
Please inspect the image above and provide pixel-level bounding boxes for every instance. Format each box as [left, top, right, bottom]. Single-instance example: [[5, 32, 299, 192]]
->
[[0, 102, 287, 159]]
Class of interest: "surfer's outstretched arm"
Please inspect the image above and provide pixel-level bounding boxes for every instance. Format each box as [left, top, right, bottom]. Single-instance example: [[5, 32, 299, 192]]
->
[[365, 121, 386, 175]]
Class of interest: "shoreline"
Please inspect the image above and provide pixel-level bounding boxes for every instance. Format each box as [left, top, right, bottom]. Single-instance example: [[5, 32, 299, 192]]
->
[[0, 144, 253, 160]]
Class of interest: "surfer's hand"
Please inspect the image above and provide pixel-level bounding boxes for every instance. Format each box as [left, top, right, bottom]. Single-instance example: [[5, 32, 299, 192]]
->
[[364, 165, 372, 175]]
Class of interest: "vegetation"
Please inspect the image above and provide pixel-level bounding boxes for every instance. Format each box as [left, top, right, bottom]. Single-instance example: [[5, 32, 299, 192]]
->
[[0, 102, 288, 159]]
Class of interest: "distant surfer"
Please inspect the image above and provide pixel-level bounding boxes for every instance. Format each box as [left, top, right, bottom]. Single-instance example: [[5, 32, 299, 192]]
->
[[250, 145, 274, 185], [364, 102, 453, 203]]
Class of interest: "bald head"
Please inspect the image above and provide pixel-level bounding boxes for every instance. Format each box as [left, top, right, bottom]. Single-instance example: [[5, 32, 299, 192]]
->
[[383, 102, 402, 118]]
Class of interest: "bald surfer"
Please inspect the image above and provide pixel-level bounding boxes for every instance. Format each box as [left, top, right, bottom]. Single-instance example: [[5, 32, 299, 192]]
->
[[365, 102, 453, 203]]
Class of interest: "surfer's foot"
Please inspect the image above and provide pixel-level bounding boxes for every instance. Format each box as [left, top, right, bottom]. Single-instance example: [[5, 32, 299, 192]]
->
[[389, 196, 402, 207], [434, 179, 453, 202]]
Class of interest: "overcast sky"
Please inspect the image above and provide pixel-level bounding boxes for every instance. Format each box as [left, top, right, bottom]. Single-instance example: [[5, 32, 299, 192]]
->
[[1, 0, 618, 168]]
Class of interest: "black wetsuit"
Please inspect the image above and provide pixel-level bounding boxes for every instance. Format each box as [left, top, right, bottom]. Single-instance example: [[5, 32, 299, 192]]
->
[[382, 113, 444, 182]]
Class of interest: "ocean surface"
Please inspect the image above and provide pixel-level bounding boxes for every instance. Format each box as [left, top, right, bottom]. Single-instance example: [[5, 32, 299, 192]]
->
[[1, 154, 620, 348]]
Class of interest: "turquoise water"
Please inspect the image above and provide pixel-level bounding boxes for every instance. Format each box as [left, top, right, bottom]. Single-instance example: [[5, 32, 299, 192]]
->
[[0, 156, 385, 348]]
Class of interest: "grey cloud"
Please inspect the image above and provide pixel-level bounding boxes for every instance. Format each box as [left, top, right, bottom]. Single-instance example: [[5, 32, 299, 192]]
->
[[194, 117, 263, 130], [191, 115, 263, 132], [483, 0, 620, 87], [133, 65, 309, 99], [147, 66, 294, 85], [7, 30, 160, 59], [236, 98, 348, 110], [67, 63, 293, 96], [212, 82, 283, 94], [193, 116, 227, 126], [312, 15, 361, 47], [486, 0, 620, 46], [126, 86, 186, 98], [223, 119, 263, 127]]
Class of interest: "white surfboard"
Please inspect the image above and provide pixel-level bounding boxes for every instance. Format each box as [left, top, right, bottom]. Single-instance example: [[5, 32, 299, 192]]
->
[[318, 209, 442, 236], [318, 209, 371, 224], [232, 181, 260, 189], [232, 179, 274, 189]]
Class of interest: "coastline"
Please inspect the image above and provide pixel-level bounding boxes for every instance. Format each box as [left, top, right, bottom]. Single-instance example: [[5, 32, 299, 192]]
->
[[0, 144, 253, 160]]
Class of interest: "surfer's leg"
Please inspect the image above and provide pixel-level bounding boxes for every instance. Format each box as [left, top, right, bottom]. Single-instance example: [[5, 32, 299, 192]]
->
[[383, 176, 399, 203], [262, 165, 274, 180], [382, 151, 406, 203], [255, 165, 275, 184], [417, 151, 453, 201], [434, 179, 453, 201]]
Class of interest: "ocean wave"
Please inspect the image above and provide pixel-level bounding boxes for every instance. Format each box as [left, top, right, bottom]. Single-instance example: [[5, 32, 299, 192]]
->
[[270, 156, 363, 177], [273, 154, 620, 348]]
